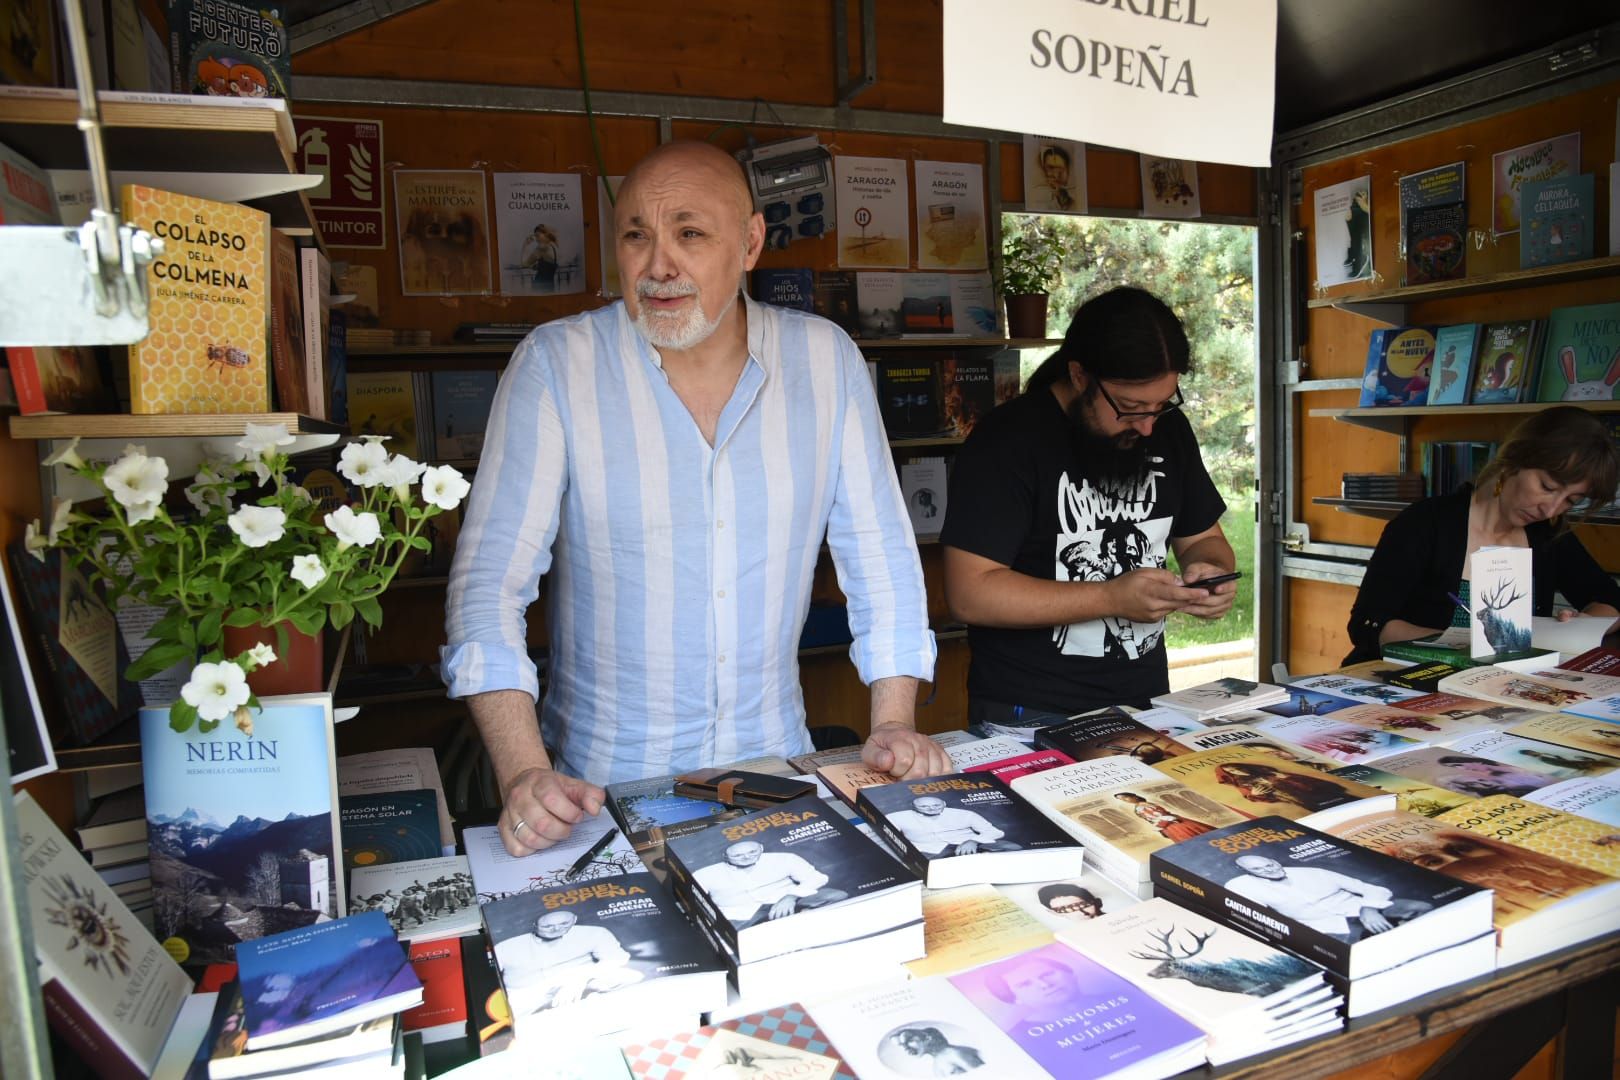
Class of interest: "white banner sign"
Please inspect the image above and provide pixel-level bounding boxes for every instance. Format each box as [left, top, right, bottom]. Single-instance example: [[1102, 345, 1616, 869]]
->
[[943, 0, 1276, 167]]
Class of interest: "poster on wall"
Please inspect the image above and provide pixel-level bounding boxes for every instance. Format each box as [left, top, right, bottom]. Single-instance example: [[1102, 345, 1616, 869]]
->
[[393, 169, 492, 296], [942, 0, 1276, 168], [1023, 135, 1086, 214], [293, 116, 386, 249], [1139, 155, 1201, 219], [914, 161, 987, 270], [1313, 175, 1373, 288], [598, 175, 625, 297], [1491, 132, 1581, 237], [835, 156, 910, 268], [492, 173, 585, 296]]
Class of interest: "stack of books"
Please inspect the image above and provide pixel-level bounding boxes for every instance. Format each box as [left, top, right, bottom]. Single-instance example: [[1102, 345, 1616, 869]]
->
[[1341, 472, 1426, 501], [1152, 678, 1292, 721], [663, 795, 925, 1008], [75, 784, 154, 931], [453, 322, 536, 345]]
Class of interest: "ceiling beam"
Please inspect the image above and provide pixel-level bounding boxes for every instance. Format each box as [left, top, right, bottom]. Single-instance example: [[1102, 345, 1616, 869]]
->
[[290, 0, 443, 55]]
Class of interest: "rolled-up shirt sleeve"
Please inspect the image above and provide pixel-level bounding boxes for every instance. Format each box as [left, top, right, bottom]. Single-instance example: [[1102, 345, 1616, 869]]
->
[[441, 339, 569, 700], [824, 336, 936, 686]]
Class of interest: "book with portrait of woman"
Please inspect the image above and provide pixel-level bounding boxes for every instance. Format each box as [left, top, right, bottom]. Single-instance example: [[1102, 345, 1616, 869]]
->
[[1153, 745, 1394, 831]]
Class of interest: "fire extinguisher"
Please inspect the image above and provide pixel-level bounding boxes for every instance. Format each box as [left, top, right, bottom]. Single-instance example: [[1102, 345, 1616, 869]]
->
[[299, 128, 331, 201]]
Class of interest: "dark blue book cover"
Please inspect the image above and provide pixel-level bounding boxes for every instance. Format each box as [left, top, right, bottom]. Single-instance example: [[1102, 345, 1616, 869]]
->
[[339, 788, 442, 870], [753, 268, 815, 311], [429, 370, 500, 460], [1521, 174, 1593, 268], [1358, 326, 1437, 407], [1399, 162, 1466, 285], [236, 911, 419, 1047]]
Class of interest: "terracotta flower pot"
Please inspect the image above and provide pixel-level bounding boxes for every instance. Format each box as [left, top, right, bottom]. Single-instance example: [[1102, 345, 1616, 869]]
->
[[221, 621, 325, 698], [1004, 293, 1050, 340]]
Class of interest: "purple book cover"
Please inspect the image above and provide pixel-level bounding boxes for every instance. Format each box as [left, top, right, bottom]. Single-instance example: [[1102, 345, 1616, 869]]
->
[[236, 911, 419, 1042], [948, 942, 1202, 1078]]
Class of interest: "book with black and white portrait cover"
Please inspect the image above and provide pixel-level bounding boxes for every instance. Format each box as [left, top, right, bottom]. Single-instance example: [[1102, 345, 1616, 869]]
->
[[1009, 758, 1248, 898], [808, 976, 1048, 1080], [481, 870, 725, 1043], [855, 773, 1084, 888], [663, 795, 921, 965], [348, 854, 478, 943], [1055, 898, 1339, 1065], [1032, 708, 1188, 765], [1149, 816, 1492, 980]]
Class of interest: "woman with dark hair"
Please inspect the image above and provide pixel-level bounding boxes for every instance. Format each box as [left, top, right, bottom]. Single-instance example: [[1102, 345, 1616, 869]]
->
[[1345, 406, 1620, 663]]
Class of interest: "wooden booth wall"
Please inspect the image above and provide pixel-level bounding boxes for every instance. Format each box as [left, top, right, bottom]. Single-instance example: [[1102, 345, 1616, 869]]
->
[[290, 0, 1255, 736], [1287, 79, 1620, 676]]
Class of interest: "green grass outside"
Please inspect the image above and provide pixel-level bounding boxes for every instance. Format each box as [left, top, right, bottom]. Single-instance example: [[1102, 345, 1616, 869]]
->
[[1166, 487, 1256, 650]]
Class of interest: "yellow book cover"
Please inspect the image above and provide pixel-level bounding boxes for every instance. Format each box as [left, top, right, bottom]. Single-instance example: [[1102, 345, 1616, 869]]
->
[[1333, 809, 1614, 930], [123, 185, 270, 414], [1506, 713, 1620, 762], [904, 885, 1051, 978], [347, 372, 420, 458], [1438, 795, 1620, 878], [1153, 746, 1386, 821]]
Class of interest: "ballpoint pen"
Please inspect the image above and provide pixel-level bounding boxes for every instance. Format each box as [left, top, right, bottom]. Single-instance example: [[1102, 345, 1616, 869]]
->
[[565, 827, 618, 881]]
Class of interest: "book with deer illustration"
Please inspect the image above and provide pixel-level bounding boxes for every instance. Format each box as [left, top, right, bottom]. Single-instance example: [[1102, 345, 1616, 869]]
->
[[1055, 897, 1337, 1065], [1534, 302, 1620, 402], [1424, 324, 1481, 405], [122, 184, 272, 414], [1469, 320, 1541, 405], [1468, 546, 1530, 658]]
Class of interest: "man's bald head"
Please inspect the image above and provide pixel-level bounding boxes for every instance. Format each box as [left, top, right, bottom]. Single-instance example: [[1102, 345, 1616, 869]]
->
[[617, 140, 754, 230]]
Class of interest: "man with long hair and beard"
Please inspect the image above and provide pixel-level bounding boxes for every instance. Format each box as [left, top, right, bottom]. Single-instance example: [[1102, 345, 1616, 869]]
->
[[940, 287, 1237, 726]]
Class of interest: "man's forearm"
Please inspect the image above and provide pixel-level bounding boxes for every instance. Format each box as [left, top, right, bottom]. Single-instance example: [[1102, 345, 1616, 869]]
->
[[948, 566, 1117, 629], [1174, 534, 1235, 572], [870, 675, 920, 730], [466, 689, 551, 794]]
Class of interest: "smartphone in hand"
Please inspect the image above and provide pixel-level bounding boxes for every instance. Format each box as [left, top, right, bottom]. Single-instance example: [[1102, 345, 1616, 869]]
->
[[1184, 570, 1242, 590]]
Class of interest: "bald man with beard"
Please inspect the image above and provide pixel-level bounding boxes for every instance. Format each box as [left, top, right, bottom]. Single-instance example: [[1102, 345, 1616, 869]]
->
[[445, 142, 949, 856]]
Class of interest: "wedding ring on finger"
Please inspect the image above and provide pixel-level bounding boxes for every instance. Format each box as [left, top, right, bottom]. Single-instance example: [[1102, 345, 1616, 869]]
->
[[512, 818, 529, 837]]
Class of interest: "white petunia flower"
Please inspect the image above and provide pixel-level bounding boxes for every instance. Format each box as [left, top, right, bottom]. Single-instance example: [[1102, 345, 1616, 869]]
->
[[227, 505, 287, 548], [42, 436, 85, 470], [180, 661, 251, 724], [185, 462, 234, 514], [124, 497, 162, 526], [23, 520, 48, 560], [337, 441, 390, 487], [246, 643, 277, 668], [290, 553, 327, 589], [375, 454, 426, 499], [421, 465, 471, 511], [46, 498, 74, 542], [358, 434, 390, 444], [237, 423, 295, 459], [103, 449, 169, 511], [325, 505, 381, 549]]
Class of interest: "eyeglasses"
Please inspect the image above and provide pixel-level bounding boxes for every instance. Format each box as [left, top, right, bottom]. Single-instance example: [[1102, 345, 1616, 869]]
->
[[1092, 380, 1186, 422]]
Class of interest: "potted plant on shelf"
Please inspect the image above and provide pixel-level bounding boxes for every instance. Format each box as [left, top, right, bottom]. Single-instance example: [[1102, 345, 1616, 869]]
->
[[1000, 229, 1064, 340], [24, 423, 470, 734]]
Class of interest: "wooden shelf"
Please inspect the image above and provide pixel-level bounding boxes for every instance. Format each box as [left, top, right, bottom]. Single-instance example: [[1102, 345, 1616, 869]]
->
[[8, 412, 343, 440], [1306, 255, 1620, 323], [1308, 400, 1620, 435], [889, 435, 965, 449], [0, 90, 322, 242], [1314, 495, 1620, 526], [856, 337, 1060, 349]]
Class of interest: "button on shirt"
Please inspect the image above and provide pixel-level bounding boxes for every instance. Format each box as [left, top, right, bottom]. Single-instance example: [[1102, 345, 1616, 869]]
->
[[442, 297, 935, 785]]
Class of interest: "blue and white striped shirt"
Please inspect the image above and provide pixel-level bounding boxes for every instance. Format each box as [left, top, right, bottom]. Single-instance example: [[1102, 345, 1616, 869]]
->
[[442, 296, 935, 786]]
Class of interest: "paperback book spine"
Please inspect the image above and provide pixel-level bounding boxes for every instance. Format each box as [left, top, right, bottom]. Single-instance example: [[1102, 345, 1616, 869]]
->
[[663, 845, 741, 958], [855, 789, 929, 882], [38, 977, 144, 1080]]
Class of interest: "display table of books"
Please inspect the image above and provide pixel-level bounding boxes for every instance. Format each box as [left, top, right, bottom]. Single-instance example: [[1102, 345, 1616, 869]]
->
[[23, 651, 1620, 1080]]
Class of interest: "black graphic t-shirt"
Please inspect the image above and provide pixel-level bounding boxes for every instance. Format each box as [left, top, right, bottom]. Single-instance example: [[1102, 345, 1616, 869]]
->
[[940, 389, 1225, 713]]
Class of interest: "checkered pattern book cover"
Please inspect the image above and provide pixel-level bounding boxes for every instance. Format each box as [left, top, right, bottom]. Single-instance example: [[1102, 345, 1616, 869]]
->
[[621, 1004, 856, 1079]]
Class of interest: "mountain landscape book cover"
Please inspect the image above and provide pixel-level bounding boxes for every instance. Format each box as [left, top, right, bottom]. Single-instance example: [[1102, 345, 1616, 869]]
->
[[140, 694, 342, 965], [122, 184, 271, 414], [236, 910, 420, 1049]]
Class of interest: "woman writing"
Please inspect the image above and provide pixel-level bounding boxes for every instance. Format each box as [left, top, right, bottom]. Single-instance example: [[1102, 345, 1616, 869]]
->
[[1345, 406, 1620, 663]]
